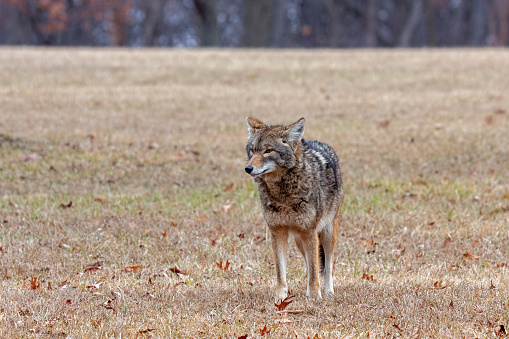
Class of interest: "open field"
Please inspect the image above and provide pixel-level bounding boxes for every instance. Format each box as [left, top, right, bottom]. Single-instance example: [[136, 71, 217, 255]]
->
[[0, 48, 508, 338]]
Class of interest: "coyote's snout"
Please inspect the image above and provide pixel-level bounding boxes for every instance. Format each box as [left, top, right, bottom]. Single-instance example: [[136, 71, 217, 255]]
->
[[245, 116, 343, 301]]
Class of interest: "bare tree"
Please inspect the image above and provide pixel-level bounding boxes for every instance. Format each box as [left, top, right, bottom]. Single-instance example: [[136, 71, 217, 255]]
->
[[193, 0, 219, 46], [365, 0, 378, 47], [243, 0, 274, 47], [399, 0, 424, 47], [141, 0, 165, 46]]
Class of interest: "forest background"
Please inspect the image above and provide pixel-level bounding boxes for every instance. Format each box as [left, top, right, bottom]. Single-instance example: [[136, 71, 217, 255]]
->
[[1, 0, 509, 48]]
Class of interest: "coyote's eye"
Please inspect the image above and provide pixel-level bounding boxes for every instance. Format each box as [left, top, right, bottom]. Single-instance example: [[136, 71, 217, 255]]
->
[[264, 149, 273, 154]]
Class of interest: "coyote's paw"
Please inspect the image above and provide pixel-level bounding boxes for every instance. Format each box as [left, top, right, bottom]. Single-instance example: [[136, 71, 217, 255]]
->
[[324, 287, 334, 296], [306, 288, 322, 299], [275, 287, 288, 302]]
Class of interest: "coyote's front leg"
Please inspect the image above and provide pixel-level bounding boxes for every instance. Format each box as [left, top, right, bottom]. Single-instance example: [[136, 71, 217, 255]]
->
[[299, 229, 321, 299], [270, 228, 289, 302]]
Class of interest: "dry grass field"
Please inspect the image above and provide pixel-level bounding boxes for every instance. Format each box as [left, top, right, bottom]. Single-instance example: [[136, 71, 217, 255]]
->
[[0, 48, 508, 338]]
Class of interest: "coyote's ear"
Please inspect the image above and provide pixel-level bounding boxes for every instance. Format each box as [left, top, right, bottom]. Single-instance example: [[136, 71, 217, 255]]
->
[[246, 116, 266, 137], [284, 118, 305, 143]]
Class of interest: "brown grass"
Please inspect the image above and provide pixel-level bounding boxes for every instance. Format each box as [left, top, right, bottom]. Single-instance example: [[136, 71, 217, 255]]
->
[[1, 47, 509, 338]]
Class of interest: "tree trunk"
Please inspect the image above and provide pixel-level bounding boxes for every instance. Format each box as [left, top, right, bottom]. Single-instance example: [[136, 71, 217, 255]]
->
[[193, 0, 219, 46], [399, 0, 423, 47], [469, 0, 487, 46], [143, 0, 165, 46], [365, 0, 377, 47], [321, 0, 342, 47], [243, 0, 274, 47], [270, 0, 286, 47]]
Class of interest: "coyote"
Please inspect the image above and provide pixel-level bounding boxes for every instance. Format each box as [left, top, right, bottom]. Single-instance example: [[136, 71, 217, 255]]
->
[[245, 116, 343, 300]]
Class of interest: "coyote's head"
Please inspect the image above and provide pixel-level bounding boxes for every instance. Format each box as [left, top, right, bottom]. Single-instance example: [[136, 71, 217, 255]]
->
[[244, 116, 305, 177]]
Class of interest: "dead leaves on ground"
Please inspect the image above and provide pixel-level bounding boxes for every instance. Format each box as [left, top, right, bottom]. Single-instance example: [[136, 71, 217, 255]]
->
[[84, 262, 102, 273], [23, 277, 41, 290], [259, 325, 271, 336], [124, 265, 143, 272], [362, 273, 374, 281], [169, 265, 188, 276], [136, 328, 156, 338], [216, 260, 230, 271], [432, 280, 451, 290], [463, 251, 480, 260], [58, 201, 73, 209], [274, 294, 303, 324], [359, 237, 378, 254]]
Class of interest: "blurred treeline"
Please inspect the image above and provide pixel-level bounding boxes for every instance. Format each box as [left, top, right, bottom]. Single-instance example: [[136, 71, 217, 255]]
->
[[0, 0, 508, 47]]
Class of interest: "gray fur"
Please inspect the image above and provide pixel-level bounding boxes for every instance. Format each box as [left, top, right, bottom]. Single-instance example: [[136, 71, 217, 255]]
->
[[245, 116, 343, 300]]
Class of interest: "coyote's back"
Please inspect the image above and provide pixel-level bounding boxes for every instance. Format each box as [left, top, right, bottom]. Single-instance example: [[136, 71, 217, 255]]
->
[[245, 116, 343, 301]]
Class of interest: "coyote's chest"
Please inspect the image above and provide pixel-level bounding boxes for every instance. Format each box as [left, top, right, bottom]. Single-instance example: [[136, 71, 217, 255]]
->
[[259, 191, 318, 230]]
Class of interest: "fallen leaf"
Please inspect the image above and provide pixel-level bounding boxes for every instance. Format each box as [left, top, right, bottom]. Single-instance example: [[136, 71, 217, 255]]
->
[[59, 201, 73, 209], [359, 237, 377, 254], [393, 323, 402, 331], [161, 229, 167, 238], [391, 245, 406, 257], [259, 325, 271, 336], [463, 252, 479, 260], [360, 238, 374, 247], [29, 276, 40, 290], [19, 308, 31, 316], [237, 335, 248, 339], [169, 221, 178, 228], [362, 273, 374, 281], [66, 299, 72, 305], [221, 200, 234, 213], [194, 214, 208, 223], [169, 265, 188, 275], [147, 142, 159, 150], [94, 198, 105, 204], [86, 281, 103, 290], [490, 280, 496, 289], [216, 260, 230, 271], [442, 237, 453, 247], [103, 300, 116, 314], [136, 328, 156, 337], [223, 183, 235, 192], [84, 262, 102, 273], [433, 281, 451, 289], [378, 120, 390, 129], [274, 317, 293, 324], [275, 294, 294, 311], [125, 265, 142, 272]]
